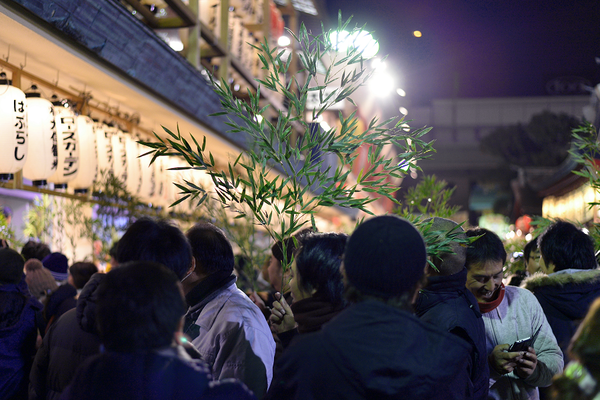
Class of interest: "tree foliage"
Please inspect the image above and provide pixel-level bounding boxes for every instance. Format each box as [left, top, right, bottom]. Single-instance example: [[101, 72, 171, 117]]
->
[[480, 111, 581, 167], [140, 15, 435, 270]]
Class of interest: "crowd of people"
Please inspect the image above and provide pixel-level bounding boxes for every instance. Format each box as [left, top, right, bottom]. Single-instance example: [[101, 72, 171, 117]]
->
[[1, 215, 600, 399]]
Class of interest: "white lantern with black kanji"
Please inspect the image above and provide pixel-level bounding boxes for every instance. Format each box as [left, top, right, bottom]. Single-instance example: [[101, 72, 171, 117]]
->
[[124, 133, 141, 195], [137, 134, 155, 203], [48, 101, 78, 188], [70, 115, 97, 193], [151, 156, 167, 207], [95, 122, 114, 175], [0, 73, 28, 178], [23, 91, 56, 185], [110, 128, 127, 183]]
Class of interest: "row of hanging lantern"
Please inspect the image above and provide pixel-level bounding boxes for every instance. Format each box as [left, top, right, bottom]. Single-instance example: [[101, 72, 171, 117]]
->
[[0, 73, 199, 210]]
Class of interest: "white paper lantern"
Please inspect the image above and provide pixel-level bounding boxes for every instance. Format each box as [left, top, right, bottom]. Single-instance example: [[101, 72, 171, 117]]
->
[[110, 128, 127, 183], [0, 75, 28, 178], [48, 103, 78, 188], [124, 133, 141, 195], [151, 157, 168, 207], [23, 93, 56, 185], [137, 134, 155, 203], [95, 122, 114, 175], [70, 115, 98, 193]]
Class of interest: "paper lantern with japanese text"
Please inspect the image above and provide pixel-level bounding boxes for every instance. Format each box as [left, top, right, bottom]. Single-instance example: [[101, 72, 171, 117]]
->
[[137, 134, 155, 203], [95, 122, 114, 175], [151, 157, 167, 207], [23, 93, 56, 185], [124, 133, 141, 195], [110, 128, 127, 183], [48, 103, 78, 188], [70, 115, 98, 193], [0, 74, 28, 177]]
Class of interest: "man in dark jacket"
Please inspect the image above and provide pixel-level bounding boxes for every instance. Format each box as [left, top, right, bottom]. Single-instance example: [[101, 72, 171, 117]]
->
[[524, 220, 600, 361], [0, 248, 42, 400], [29, 273, 104, 400], [266, 215, 471, 400], [60, 261, 255, 400], [414, 217, 489, 400]]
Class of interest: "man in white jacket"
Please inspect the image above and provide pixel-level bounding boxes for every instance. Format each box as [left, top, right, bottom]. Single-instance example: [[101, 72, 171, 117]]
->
[[182, 222, 275, 399], [465, 227, 563, 400]]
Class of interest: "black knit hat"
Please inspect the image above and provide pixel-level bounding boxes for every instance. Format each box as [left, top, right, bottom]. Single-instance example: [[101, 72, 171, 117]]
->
[[344, 215, 426, 298], [0, 247, 25, 285]]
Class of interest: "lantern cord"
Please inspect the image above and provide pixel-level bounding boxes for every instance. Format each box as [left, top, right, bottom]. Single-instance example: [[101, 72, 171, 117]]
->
[[52, 70, 59, 87], [2, 44, 9, 62], [19, 53, 27, 70]]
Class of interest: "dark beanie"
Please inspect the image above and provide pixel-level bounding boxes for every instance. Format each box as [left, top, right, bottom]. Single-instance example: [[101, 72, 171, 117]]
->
[[344, 215, 426, 298], [0, 247, 25, 284], [42, 252, 69, 282]]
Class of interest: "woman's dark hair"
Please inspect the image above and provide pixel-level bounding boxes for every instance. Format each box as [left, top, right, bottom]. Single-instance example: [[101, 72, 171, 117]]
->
[[117, 218, 192, 279], [96, 261, 186, 352], [21, 240, 51, 261], [294, 232, 347, 306], [69, 262, 99, 289], [465, 228, 507, 269]]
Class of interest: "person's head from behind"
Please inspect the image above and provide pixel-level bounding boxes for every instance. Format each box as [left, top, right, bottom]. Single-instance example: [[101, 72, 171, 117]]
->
[[185, 222, 234, 283], [523, 237, 541, 275], [68, 262, 99, 289], [117, 218, 192, 280], [343, 215, 426, 308], [290, 232, 347, 305], [0, 247, 25, 285], [424, 217, 466, 276], [96, 261, 187, 352], [21, 240, 51, 262], [538, 220, 597, 274], [465, 228, 506, 303]]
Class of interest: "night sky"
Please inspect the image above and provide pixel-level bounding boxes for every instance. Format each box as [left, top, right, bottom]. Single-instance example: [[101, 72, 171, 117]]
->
[[324, 0, 600, 105]]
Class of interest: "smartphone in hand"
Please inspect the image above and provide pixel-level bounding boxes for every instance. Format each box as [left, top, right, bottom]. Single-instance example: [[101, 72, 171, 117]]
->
[[508, 337, 533, 352]]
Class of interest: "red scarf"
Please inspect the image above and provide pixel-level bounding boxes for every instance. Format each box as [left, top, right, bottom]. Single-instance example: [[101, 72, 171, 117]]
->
[[478, 284, 506, 313]]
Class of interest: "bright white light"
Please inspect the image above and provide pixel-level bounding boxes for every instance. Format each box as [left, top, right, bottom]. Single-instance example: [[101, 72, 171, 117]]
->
[[254, 115, 263, 123], [233, 84, 240, 91], [169, 40, 184, 52], [400, 123, 410, 132], [399, 107, 408, 115], [397, 88, 406, 96], [329, 30, 379, 58], [319, 121, 331, 131], [278, 36, 291, 47], [369, 70, 394, 97], [525, 233, 532, 241], [583, 227, 590, 235]]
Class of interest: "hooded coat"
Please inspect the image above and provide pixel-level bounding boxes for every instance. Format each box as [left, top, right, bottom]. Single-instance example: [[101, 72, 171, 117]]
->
[[0, 278, 42, 400], [29, 273, 104, 400], [265, 300, 471, 400], [523, 269, 600, 360], [414, 268, 490, 400]]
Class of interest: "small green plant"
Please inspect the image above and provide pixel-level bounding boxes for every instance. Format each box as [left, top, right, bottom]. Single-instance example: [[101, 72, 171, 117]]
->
[[140, 15, 436, 279], [0, 212, 21, 249], [23, 194, 55, 243], [397, 174, 460, 218]]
